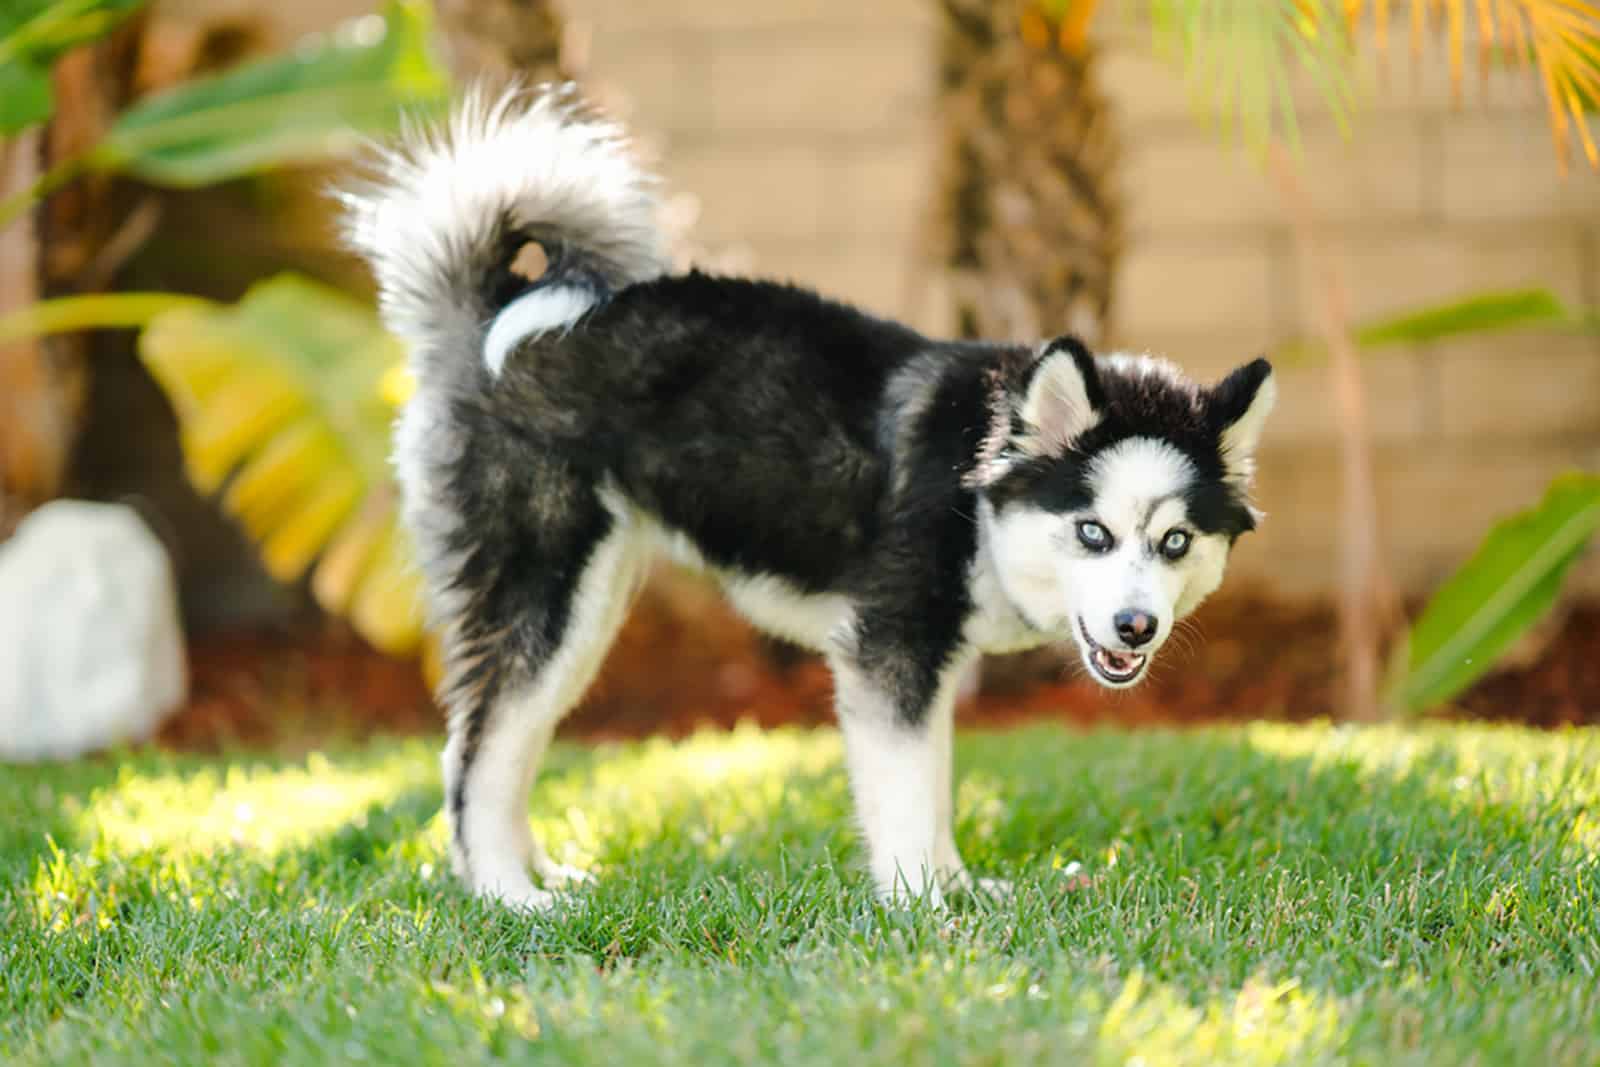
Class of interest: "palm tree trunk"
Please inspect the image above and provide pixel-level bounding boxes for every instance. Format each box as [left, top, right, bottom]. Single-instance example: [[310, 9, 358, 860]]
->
[[0, 128, 70, 537], [434, 0, 571, 85], [0, 17, 150, 536], [932, 0, 1122, 346]]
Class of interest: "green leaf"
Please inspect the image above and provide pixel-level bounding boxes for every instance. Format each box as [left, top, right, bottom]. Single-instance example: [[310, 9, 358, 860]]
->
[[163, 273, 404, 484], [0, 61, 53, 133], [1274, 287, 1577, 365], [95, 0, 449, 186], [1354, 288, 1572, 348], [0, 0, 144, 132], [1390, 472, 1600, 713], [0, 0, 143, 61]]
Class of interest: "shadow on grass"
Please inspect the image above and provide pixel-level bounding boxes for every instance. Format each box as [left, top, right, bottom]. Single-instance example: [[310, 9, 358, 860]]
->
[[1, 752, 147, 885], [7, 725, 1598, 977], [5, 724, 1599, 1066]]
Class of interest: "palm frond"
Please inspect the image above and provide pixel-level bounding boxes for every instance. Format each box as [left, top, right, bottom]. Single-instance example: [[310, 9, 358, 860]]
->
[[1149, 0, 1358, 156], [1347, 0, 1600, 168], [1043, 0, 1105, 52], [1149, 0, 1600, 168]]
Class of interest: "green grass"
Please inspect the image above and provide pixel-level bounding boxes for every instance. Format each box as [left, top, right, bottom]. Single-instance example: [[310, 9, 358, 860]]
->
[[3, 722, 1600, 1065]]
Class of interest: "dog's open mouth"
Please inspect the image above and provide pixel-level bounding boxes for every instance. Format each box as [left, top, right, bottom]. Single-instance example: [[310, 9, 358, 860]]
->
[[1076, 617, 1149, 686]]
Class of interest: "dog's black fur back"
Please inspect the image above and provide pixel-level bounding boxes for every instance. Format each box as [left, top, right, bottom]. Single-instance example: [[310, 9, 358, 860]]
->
[[499, 273, 975, 586]]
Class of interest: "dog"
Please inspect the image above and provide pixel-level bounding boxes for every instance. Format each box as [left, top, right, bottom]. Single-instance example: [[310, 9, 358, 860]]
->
[[342, 86, 1277, 910]]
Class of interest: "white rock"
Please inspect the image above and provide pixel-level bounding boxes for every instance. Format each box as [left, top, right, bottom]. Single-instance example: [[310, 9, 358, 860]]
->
[[0, 500, 188, 761]]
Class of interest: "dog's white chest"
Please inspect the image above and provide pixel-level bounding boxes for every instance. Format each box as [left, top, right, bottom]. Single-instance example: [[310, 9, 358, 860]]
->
[[963, 551, 1059, 655]]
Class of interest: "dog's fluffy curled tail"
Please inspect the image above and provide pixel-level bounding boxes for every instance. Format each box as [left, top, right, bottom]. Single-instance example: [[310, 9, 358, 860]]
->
[[341, 84, 667, 381]]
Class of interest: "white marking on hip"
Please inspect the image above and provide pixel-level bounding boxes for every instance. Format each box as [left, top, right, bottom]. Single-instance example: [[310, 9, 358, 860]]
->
[[483, 285, 595, 377]]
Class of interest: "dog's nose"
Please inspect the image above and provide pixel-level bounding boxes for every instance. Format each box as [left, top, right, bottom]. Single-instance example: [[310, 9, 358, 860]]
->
[[1114, 609, 1157, 647]]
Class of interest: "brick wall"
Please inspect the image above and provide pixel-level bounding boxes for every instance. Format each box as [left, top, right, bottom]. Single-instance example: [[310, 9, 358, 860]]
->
[[567, 0, 1600, 598]]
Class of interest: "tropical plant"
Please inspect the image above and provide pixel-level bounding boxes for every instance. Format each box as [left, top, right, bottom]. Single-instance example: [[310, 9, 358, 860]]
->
[[0, 279, 432, 658], [0, 0, 591, 679], [0, 0, 144, 135], [0, 0, 449, 660], [1391, 472, 1600, 711], [139, 276, 427, 657], [0, 0, 449, 226], [1283, 286, 1600, 713], [1146, 0, 1600, 168]]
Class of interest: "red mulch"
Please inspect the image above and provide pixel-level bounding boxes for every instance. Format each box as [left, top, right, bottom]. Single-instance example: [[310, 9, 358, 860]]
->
[[157, 593, 1600, 753]]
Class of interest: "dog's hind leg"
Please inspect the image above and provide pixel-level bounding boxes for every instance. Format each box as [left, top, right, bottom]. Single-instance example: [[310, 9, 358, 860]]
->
[[930, 686, 964, 886], [437, 488, 646, 910], [929, 690, 1011, 900]]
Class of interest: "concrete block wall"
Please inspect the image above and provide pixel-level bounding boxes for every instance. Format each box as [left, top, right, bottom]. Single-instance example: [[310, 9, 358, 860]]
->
[[570, 0, 939, 320], [567, 0, 1600, 599]]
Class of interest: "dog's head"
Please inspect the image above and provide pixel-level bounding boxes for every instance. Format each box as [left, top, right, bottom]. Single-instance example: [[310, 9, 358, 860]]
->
[[974, 337, 1276, 688]]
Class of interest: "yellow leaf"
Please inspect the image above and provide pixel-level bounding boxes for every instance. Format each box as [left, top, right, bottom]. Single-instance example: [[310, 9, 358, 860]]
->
[[1346, 0, 1600, 170], [1058, 0, 1101, 54], [349, 523, 425, 655], [178, 375, 307, 492], [1020, 6, 1052, 50], [224, 420, 342, 541], [261, 470, 364, 582], [312, 499, 394, 615], [142, 316, 253, 416], [380, 363, 416, 408]]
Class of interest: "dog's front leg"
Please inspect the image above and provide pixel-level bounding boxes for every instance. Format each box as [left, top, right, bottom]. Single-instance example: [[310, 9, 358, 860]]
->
[[831, 651, 972, 906]]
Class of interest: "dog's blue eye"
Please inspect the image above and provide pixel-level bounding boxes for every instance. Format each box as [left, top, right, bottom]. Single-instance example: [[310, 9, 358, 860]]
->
[[1161, 529, 1191, 560], [1076, 520, 1112, 551]]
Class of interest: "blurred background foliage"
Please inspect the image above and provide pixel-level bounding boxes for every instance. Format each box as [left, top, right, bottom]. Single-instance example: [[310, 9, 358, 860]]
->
[[1, 0, 1597, 721], [2, 0, 447, 674]]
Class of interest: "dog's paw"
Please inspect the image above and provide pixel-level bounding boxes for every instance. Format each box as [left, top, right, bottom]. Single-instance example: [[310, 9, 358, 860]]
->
[[536, 861, 594, 889], [879, 882, 947, 912], [473, 873, 559, 912], [955, 875, 1012, 900], [937, 865, 1011, 900], [875, 870, 947, 911], [500, 886, 560, 912]]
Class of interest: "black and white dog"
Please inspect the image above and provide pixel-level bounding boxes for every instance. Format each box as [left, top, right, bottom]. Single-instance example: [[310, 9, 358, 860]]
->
[[343, 87, 1277, 909]]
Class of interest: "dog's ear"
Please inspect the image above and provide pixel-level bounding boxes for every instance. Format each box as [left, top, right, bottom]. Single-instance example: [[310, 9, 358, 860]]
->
[[1017, 336, 1103, 455], [1211, 357, 1277, 484]]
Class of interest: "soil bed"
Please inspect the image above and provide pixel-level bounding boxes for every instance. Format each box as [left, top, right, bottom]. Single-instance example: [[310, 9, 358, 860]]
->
[[158, 594, 1600, 752]]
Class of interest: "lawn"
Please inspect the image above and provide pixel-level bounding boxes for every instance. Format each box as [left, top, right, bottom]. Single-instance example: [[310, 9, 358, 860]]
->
[[3, 722, 1599, 1065]]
